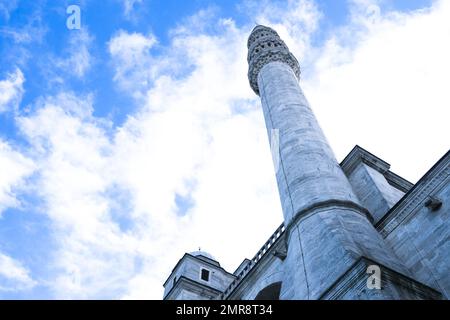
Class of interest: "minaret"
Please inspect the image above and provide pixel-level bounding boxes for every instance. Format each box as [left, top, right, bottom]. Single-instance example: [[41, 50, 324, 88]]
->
[[248, 26, 411, 299]]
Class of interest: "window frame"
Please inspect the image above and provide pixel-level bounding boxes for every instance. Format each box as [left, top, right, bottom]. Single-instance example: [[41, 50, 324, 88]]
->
[[199, 268, 211, 282]]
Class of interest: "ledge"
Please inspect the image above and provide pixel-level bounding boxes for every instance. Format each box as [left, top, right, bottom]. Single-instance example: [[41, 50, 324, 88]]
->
[[164, 276, 222, 300], [376, 149, 450, 238], [319, 257, 442, 300], [341, 145, 391, 176], [340, 145, 413, 193]]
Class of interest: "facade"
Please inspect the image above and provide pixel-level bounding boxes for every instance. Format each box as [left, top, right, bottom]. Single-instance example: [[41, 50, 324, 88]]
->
[[163, 26, 449, 300]]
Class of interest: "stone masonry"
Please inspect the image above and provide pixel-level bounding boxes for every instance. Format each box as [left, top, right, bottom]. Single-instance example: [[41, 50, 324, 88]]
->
[[162, 26, 449, 300]]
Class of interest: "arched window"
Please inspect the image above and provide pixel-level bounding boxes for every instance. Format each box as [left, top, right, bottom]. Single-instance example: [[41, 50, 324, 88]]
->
[[254, 282, 282, 300]]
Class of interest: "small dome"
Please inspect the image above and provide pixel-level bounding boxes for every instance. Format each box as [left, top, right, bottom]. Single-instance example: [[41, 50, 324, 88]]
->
[[190, 250, 216, 261]]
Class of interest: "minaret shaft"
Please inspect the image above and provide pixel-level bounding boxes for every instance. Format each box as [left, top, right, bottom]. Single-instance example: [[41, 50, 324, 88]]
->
[[248, 25, 411, 299], [258, 61, 360, 225]]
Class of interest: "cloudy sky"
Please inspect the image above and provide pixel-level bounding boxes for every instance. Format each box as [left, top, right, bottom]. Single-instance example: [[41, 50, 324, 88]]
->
[[0, 0, 448, 299]]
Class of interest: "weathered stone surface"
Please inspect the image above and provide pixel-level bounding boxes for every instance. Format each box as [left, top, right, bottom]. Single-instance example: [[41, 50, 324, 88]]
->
[[247, 25, 300, 95], [341, 145, 409, 224], [320, 257, 442, 300], [378, 151, 450, 299], [162, 26, 449, 301], [230, 247, 285, 300], [163, 253, 235, 300], [257, 60, 361, 224], [281, 205, 412, 299], [350, 163, 404, 223]]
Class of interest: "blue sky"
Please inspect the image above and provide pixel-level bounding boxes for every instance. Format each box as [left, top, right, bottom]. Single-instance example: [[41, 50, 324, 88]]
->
[[0, 0, 448, 299]]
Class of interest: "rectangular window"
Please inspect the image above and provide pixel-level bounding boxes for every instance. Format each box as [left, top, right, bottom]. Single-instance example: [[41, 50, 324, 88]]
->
[[201, 269, 210, 282]]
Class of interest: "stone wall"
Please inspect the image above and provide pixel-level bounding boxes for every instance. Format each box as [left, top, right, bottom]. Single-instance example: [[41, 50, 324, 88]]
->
[[378, 151, 450, 298]]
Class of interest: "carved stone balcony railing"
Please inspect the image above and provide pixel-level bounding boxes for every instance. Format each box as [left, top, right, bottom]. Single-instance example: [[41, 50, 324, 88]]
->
[[220, 222, 285, 299]]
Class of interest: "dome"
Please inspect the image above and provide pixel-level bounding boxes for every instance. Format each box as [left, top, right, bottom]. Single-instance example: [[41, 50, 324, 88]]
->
[[190, 250, 216, 261]]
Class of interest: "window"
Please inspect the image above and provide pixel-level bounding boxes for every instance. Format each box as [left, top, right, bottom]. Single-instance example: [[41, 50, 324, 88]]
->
[[200, 268, 210, 282]]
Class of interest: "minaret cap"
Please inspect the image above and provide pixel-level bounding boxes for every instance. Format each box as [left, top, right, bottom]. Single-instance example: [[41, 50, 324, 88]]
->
[[247, 25, 300, 95]]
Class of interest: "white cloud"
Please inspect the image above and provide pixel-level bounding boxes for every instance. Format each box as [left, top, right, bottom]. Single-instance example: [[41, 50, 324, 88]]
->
[[121, 0, 143, 18], [56, 29, 93, 78], [17, 93, 136, 298], [302, 0, 450, 181], [4, 0, 449, 300], [108, 30, 158, 98], [0, 28, 32, 43], [0, 252, 36, 292], [0, 139, 35, 215], [0, 0, 18, 20], [13, 13, 284, 298], [0, 11, 47, 45], [0, 68, 24, 113], [105, 0, 450, 298]]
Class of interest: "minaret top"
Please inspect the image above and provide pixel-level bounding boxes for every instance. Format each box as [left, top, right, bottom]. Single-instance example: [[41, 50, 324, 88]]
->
[[247, 25, 279, 48], [247, 25, 300, 95]]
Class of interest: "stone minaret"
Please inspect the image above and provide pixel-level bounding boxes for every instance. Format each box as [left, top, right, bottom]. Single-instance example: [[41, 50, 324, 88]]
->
[[248, 25, 412, 299]]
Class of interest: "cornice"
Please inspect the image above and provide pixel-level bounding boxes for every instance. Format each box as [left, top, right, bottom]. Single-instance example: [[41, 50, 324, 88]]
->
[[341, 145, 391, 176], [376, 150, 449, 238], [320, 257, 442, 300], [164, 276, 222, 300], [340, 145, 413, 193]]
